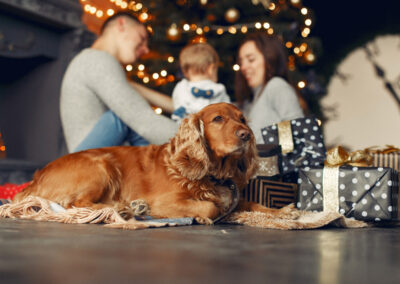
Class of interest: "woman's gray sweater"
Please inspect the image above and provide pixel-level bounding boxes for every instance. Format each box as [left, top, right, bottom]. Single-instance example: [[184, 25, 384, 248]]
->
[[241, 77, 305, 144]]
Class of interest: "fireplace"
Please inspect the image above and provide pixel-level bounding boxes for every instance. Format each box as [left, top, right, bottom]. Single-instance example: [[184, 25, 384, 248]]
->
[[0, 0, 94, 163]]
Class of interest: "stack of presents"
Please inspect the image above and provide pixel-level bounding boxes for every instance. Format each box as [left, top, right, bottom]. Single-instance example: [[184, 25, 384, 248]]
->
[[243, 116, 399, 223]]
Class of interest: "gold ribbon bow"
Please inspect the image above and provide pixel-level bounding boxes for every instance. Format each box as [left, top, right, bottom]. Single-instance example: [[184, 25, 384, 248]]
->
[[365, 145, 400, 154], [325, 146, 373, 167], [322, 146, 373, 213]]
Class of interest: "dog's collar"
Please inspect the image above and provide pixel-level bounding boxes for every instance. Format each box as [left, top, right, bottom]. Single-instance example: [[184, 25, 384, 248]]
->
[[209, 178, 240, 224]]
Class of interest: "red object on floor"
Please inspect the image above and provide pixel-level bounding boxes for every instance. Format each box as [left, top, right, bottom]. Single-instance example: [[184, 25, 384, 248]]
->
[[0, 182, 30, 200]]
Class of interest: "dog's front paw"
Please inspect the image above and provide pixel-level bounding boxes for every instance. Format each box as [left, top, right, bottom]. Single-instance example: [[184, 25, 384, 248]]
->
[[277, 204, 300, 220], [195, 216, 214, 225], [118, 206, 135, 220], [130, 199, 150, 215]]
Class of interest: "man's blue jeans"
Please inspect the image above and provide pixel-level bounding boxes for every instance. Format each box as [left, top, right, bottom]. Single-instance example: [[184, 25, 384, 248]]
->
[[73, 110, 149, 152]]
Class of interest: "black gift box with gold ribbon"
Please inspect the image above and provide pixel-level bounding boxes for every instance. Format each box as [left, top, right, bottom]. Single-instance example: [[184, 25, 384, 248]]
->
[[261, 117, 327, 178], [297, 165, 399, 222]]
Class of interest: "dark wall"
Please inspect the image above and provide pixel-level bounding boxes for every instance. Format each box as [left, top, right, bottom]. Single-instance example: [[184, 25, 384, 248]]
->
[[304, 0, 400, 84], [0, 32, 77, 162], [0, 0, 88, 163]]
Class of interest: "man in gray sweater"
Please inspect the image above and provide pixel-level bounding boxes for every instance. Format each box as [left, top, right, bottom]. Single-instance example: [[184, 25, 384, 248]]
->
[[60, 12, 178, 153]]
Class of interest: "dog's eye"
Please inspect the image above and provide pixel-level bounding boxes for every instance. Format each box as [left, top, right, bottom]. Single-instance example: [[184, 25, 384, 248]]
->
[[212, 116, 223, 122], [240, 117, 246, 124]]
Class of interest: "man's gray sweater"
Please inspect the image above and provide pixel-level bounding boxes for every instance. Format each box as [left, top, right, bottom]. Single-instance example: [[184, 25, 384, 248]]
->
[[60, 48, 178, 152]]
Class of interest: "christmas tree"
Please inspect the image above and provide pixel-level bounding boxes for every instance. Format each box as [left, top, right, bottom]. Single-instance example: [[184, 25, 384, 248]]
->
[[80, 0, 325, 118]]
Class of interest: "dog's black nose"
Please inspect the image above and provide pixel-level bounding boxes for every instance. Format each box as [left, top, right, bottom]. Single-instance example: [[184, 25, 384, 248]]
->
[[236, 129, 250, 141]]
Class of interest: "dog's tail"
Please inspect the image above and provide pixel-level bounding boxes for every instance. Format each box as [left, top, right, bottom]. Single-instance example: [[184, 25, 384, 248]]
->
[[12, 169, 42, 202]]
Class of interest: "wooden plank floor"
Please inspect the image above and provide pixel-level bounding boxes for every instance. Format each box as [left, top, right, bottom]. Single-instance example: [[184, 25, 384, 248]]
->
[[0, 218, 400, 284]]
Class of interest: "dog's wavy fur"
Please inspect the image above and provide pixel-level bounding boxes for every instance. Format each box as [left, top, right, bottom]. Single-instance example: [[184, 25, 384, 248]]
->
[[14, 103, 297, 223]]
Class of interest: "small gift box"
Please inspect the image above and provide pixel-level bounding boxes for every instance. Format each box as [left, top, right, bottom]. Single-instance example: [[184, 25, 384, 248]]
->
[[261, 117, 326, 177], [254, 144, 281, 178], [367, 146, 400, 171], [243, 178, 297, 209], [242, 144, 296, 209], [297, 147, 399, 222]]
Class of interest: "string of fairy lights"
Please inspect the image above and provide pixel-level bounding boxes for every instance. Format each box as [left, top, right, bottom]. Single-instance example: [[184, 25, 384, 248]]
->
[[80, 0, 315, 90]]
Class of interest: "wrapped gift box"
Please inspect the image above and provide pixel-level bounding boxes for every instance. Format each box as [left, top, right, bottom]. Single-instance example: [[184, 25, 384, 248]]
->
[[371, 152, 400, 171], [243, 178, 297, 209], [255, 144, 281, 178], [297, 165, 399, 222], [261, 117, 326, 176]]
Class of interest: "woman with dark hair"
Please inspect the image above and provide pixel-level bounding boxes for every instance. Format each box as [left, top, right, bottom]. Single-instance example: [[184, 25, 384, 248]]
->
[[235, 32, 304, 143]]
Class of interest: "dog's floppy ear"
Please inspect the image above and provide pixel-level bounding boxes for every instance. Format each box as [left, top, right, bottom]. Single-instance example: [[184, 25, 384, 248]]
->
[[242, 135, 258, 181], [170, 114, 210, 180]]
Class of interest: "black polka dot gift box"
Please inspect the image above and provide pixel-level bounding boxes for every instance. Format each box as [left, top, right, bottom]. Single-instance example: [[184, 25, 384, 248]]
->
[[297, 165, 399, 222], [261, 117, 326, 177]]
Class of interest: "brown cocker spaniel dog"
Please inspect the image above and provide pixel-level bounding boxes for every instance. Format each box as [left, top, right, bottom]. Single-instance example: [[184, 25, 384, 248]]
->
[[14, 103, 297, 224]]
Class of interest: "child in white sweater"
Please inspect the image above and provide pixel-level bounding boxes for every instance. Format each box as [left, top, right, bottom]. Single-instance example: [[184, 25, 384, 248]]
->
[[172, 43, 230, 122]]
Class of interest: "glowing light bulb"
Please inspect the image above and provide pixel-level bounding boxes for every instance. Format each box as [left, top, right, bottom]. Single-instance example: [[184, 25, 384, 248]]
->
[[241, 26, 248, 33], [306, 52, 315, 62], [233, 64, 240, 71], [255, 22, 262, 29], [297, 81, 306, 89], [168, 56, 174, 63], [107, 9, 115, 16], [263, 22, 270, 29], [301, 8, 308, 15], [301, 27, 311, 38], [126, 64, 133, 72], [183, 24, 190, 31], [152, 73, 159, 80], [168, 24, 179, 38], [160, 70, 167, 77], [269, 3, 276, 10], [138, 64, 145, 71], [96, 10, 103, 18], [299, 43, 307, 52], [140, 12, 148, 21], [305, 19, 312, 26]]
